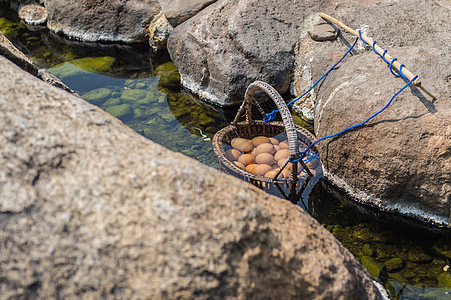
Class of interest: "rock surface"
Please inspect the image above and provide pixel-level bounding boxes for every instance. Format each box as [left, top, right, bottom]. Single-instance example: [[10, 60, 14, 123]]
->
[[159, 0, 218, 26], [313, 46, 451, 226], [18, 4, 47, 26], [167, 0, 324, 106], [0, 56, 381, 299], [45, 0, 161, 42], [0, 31, 38, 75]]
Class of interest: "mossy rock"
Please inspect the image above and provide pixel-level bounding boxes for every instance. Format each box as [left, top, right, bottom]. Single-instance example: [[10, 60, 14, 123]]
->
[[384, 257, 405, 272], [83, 88, 112, 105], [361, 256, 383, 279], [373, 231, 398, 243], [407, 248, 433, 263], [70, 56, 116, 74], [437, 272, 451, 289], [105, 104, 133, 122], [332, 225, 350, 241], [102, 98, 121, 107], [352, 227, 372, 242], [121, 89, 148, 102], [433, 240, 451, 259], [155, 62, 181, 88], [48, 62, 88, 80], [133, 108, 148, 120], [362, 244, 375, 257]]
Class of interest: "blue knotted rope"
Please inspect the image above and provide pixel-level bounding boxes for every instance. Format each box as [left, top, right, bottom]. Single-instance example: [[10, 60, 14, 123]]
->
[[260, 28, 419, 164], [263, 36, 360, 122], [297, 75, 418, 160]]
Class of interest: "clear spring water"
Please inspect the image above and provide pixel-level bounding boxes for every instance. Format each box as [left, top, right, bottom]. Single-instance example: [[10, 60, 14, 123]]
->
[[2, 7, 451, 299]]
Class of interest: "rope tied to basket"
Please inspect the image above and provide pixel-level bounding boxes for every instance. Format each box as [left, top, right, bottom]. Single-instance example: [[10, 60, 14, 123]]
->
[[259, 13, 435, 162]]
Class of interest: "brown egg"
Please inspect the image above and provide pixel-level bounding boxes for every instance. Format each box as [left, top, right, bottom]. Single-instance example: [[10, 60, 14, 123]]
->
[[234, 161, 245, 169], [254, 164, 273, 176], [274, 149, 290, 162], [269, 137, 279, 145], [231, 138, 252, 152], [274, 145, 282, 151], [225, 149, 241, 161], [306, 158, 320, 169], [279, 141, 289, 149], [238, 153, 254, 166], [251, 147, 258, 157], [245, 164, 257, 173], [255, 143, 275, 155], [251, 136, 270, 146], [255, 153, 274, 165], [264, 169, 284, 179]]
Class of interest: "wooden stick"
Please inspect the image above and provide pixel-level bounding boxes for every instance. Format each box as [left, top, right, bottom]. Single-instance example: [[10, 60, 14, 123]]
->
[[319, 13, 436, 100]]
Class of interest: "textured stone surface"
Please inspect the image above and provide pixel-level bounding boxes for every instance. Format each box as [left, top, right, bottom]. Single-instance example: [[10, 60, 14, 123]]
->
[[148, 12, 173, 50], [313, 46, 451, 226], [18, 4, 47, 26], [159, 0, 218, 26], [45, 0, 161, 42], [293, 0, 451, 119], [0, 31, 38, 75], [0, 56, 381, 299], [167, 0, 323, 106]]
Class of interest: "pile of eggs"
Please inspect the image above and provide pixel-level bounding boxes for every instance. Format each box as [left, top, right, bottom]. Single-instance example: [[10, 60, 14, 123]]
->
[[224, 135, 320, 179]]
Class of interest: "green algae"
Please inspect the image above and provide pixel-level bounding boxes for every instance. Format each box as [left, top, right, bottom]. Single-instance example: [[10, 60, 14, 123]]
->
[[71, 56, 116, 74], [361, 256, 383, 279], [385, 257, 405, 272], [155, 62, 181, 88]]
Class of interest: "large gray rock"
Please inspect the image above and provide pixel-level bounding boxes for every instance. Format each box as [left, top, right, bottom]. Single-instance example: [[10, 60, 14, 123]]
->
[[159, 0, 218, 26], [0, 31, 38, 75], [313, 46, 451, 226], [0, 55, 382, 299], [292, 0, 451, 119], [45, 0, 161, 43], [167, 0, 324, 106]]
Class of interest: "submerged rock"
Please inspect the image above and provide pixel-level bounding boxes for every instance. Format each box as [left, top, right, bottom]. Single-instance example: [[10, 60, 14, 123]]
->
[[155, 61, 180, 88], [105, 103, 134, 122], [83, 88, 112, 105], [167, 0, 323, 106], [45, 0, 161, 43], [0, 31, 37, 75], [0, 55, 382, 299]]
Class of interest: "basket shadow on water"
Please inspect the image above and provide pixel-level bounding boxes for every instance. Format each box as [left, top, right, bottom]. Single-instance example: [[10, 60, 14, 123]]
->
[[212, 81, 323, 207]]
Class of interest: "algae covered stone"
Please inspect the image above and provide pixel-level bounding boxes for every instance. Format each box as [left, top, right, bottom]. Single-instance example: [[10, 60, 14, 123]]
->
[[121, 89, 148, 102], [83, 88, 112, 105], [384, 258, 404, 272], [155, 62, 180, 88], [407, 248, 433, 263], [70, 56, 115, 74], [105, 104, 133, 122], [361, 256, 383, 279], [437, 272, 451, 289]]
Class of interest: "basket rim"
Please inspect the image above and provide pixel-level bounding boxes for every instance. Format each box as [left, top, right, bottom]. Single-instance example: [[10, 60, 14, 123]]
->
[[212, 120, 318, 183]]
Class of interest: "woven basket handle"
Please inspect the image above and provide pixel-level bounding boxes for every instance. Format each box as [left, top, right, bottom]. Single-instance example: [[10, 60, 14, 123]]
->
[[231, 81, 300, 160]]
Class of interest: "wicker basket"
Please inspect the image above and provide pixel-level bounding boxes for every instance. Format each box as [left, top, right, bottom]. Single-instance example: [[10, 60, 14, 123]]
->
[[212, 81, 319, 199]]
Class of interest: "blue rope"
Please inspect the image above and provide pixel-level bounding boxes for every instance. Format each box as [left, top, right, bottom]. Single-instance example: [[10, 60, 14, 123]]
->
[[298, 75, 418, 159], [263, 37, 359, 122], [261, 28, 418, 163]]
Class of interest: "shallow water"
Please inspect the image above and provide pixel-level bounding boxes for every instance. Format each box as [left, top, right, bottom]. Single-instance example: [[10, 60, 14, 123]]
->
[[2, 7, 451, 299]]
